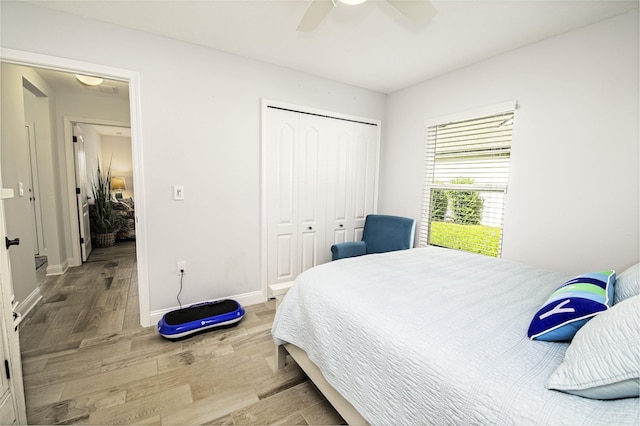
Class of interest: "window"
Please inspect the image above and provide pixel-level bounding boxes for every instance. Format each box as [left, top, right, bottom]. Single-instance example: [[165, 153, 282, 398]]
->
[[420, 103, 516, 257]]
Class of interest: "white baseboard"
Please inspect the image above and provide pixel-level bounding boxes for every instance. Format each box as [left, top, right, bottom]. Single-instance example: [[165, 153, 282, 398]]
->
[[46, 259, 69, 276], [15, 287, 42, 320], [148, 290, 266, 326]]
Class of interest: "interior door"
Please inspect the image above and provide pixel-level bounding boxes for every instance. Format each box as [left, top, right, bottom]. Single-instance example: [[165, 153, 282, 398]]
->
[[325, 121, 379, 244], [0, 188, 28, 425], [72, 126, 92, 262], [265, 108, 299, 286], [351, 122, 379, 241], [298, 114, 328, 270], [325, 119, 353, 246]]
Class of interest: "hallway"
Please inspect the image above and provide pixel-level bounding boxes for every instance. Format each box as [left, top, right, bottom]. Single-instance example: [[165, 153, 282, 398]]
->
[[20, 240, 140, 359]]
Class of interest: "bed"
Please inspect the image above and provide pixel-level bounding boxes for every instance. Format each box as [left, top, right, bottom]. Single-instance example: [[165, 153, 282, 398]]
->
[[112, 198, 135, 240], [271, 246, 639, 425]]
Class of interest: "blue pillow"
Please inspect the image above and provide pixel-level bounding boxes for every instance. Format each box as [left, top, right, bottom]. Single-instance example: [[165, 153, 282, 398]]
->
[[528, 271, 615, 341]]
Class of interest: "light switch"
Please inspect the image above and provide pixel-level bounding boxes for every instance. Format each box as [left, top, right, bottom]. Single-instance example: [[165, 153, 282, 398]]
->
[[173, 185, 184, 201], [18, 182, 24, 197]]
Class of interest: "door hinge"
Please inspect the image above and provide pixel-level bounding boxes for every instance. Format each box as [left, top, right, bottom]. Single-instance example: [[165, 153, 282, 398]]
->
[[4, 360, 10, 380], [76, 188, 81, 195], [80, 237, 84, 244], [73, 136, 78, 143]]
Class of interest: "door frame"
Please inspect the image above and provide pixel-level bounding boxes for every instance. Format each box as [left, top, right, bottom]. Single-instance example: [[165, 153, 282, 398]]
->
[[64, 117, 131, 264], [0, 47, 151, 327], [24, 122, 45, 256]]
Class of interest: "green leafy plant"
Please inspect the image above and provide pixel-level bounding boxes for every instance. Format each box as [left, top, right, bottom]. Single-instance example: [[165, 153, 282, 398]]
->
[[430, 188, 448, 221], [448, 177, 484, 225], [89, 159, 117, 234]]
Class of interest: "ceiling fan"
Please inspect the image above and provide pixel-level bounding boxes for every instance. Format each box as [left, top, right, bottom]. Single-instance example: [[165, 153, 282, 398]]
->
[[297, 0, 437, 32]]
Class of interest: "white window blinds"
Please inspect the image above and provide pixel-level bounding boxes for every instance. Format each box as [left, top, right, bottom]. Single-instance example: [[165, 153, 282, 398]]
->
[[420, 107, 515, 257]]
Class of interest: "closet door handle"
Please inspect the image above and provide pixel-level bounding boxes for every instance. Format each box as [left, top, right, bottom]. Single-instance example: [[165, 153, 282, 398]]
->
[[308, 226, 313, 230], [339, 224, 344, 228]]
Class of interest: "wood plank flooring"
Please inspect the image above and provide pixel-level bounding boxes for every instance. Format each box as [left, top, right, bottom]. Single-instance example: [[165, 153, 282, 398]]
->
[[19, 241, 344, 425]]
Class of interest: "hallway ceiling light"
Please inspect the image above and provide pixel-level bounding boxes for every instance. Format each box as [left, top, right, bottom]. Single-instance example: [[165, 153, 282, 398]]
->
[[75, 74, 104, 86], [339, 0, 367, 5]]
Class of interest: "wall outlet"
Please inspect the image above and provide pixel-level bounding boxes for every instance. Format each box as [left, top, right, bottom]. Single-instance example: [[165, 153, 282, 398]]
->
[[177, 261, 187, 275]]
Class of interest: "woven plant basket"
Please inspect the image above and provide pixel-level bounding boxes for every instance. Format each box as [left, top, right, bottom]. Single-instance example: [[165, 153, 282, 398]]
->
[[94, 232, 116, 248]]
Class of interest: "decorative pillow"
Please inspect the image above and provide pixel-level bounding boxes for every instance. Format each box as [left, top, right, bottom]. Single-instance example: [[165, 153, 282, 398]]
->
[[614, 262, 639, 305], [546, 295, 640, 399], [528, 270, 615, 341]]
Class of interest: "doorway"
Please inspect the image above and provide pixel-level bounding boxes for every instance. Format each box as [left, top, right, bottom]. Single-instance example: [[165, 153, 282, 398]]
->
[[67, 120, 133, 263], [1, 48, 150, 328]]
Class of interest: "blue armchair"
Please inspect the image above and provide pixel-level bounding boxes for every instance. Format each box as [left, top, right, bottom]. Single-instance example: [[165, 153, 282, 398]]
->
[[330, 214, 416, 261]]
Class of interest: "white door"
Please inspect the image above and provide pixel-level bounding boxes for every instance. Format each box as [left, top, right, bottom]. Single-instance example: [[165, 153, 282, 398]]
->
[[266, 108, 299, 286], [265, 105, 380, 288], [0, 188, 28, 425], [325, 121, 379, 245], [298, 114, 329, 270], [325, 119, 354, 246], [72, 127, 92, 262], [266, 110, 333, 286], [24, 123, 44, 256], [350, 122, 379, 240]]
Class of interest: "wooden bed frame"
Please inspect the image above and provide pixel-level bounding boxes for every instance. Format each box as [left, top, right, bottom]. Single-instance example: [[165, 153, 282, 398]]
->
[[276, 343, 368, 425]]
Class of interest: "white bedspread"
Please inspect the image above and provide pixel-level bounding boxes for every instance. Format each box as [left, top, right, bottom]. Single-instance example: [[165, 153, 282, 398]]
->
[[272, 246, 640, 425]]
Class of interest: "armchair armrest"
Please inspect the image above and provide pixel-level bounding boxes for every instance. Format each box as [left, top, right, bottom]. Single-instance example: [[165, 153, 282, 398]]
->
[[331, 241, 367, 261]]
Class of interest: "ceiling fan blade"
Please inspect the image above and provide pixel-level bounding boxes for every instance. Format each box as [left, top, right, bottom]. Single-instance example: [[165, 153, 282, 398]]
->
[[386, 0, 437, 24], [297, 0, 336, 32]]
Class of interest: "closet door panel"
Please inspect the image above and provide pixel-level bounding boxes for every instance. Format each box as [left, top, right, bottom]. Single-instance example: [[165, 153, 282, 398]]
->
[[351, 124, 379, 239], [326, 121, 353, 246], [299, 127, 320, 226], [266, 109, 299, 284], [352, 132, 368, 231], [298, 116, 326, 269], [330, 229, 348, 246], [300, 231, 318, 272], [276, 234, 295, 281]]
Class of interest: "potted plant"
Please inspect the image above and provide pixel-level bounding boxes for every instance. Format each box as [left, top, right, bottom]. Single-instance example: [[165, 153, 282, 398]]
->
[[89, 159, 118, 247]]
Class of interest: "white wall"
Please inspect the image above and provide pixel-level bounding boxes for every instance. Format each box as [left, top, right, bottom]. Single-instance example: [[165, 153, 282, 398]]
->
[[382, 10, 639, 274], [53, 92, 131, 266], [78, 123, 103, 196], [0, 2, 386, 317], [100, 135, 134, 200], [0, 64, 57, 303]]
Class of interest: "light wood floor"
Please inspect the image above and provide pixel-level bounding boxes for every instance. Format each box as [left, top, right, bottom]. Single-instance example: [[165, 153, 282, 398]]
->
[[20, 241, 344, 425]]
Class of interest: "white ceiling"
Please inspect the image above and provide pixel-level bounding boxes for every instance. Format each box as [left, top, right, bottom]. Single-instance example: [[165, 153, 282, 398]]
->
[[25, 0, 638, 94], [33, 67, 130, 101], [26, 68, 131, 136], [89, 124, 132, 137]]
